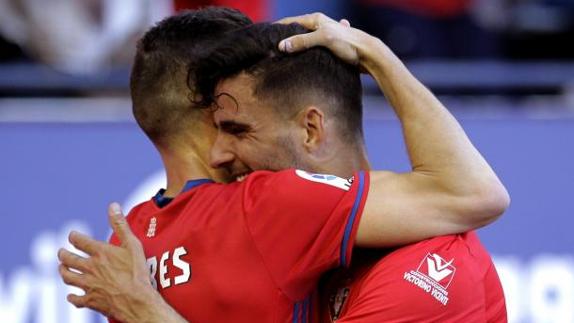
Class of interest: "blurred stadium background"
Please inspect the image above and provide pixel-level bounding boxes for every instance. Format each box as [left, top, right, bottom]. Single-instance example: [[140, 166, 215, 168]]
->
[[1, 0, 573, 322]]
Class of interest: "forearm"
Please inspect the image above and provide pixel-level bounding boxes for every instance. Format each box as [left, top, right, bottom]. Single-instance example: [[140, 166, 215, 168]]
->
[[110, 286, 188, 323], [138, 292, 188, 323], [359, 38, 509, 220], [276, 13, 509, 245]]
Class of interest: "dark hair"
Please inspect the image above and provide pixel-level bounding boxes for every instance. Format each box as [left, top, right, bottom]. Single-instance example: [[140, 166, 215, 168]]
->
[[131, 7, 252, 145], [194, 23, 364, 143]]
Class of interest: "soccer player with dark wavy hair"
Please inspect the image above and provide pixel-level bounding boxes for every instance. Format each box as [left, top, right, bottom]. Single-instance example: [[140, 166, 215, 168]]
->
[[193, 22, 367, 180], [193, 18, 508, 322], [57, 9, 508, 323]]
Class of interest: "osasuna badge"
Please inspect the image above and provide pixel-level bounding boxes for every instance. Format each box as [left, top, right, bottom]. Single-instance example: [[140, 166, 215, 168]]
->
[[295, 170, 353, 191]]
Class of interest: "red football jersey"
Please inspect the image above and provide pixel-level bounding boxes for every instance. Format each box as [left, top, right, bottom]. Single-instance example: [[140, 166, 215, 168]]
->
[[109, 169, 369, 323], [323, 231, 506, 322]]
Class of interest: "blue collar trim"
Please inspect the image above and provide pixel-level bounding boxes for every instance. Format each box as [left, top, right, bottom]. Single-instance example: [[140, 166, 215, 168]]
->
[[181, 178, 214, 193], [153, 178, 214, 208]]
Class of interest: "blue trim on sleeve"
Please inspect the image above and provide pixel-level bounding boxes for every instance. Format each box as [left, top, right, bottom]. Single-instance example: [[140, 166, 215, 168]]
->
[[293, 294, 313, 323], [302, 296, 310, 323], [292, 302, 300, 323], [340, 171, 366, 267]]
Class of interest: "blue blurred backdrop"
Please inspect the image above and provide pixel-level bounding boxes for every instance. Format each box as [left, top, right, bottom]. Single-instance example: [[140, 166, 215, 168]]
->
[[1, 1, 573, 323]]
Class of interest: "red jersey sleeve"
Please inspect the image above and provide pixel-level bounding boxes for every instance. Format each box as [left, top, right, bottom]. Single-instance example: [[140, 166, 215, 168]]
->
[[241, 169, 369, 300]]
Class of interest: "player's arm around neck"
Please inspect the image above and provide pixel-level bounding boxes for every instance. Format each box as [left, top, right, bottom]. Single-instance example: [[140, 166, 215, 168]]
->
[[278, 13, 510, 247], [355, 29, 509, 247]]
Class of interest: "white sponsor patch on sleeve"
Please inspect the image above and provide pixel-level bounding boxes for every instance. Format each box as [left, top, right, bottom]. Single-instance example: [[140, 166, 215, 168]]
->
[[295, 169, 353, 191]]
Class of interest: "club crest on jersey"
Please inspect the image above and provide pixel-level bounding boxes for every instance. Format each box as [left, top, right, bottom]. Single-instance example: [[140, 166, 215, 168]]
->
[[146, 217, 157, 238], [295, 170, 352, 191], [403, 253, 456, 306]]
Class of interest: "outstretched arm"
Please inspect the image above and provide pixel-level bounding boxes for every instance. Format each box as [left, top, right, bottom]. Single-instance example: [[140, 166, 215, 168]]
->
[[279, 14, 510, 247], [58, 203, 188, 323]]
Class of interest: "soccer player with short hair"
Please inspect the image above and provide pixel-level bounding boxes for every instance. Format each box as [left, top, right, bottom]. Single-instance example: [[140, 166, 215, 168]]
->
[[57, 9, 509, 323], [194, 15, 507, 322]]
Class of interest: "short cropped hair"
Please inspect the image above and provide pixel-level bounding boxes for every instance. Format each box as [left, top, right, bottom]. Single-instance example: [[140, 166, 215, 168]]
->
[[131, 8, 252, 145], [194, 23, 364, 143]]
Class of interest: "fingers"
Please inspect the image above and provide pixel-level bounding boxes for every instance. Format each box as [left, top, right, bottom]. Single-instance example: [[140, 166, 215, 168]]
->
[[67, 293, 111, 318], [278, 17, 337, 53], [58, 248, 90, 272], [108, 202, 129, 245], [67, 293, 110, 316], [276, 13, 356, 59], [68, 231, 105, 256], [67, 293, 87, 308], [66, 294, 106, 316], [276, 12, 335, 30], [108, 202, 142, 251], [275, 14, 310, 26], [59, 264, 89, 289], [279, 30, 327, 53]]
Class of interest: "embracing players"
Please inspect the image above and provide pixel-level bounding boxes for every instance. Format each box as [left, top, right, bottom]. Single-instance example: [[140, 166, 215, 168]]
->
[[58, 8, 509, 323]]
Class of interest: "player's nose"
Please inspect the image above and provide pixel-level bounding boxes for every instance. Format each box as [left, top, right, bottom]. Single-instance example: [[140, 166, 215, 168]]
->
[[210, 135, 235, 169]]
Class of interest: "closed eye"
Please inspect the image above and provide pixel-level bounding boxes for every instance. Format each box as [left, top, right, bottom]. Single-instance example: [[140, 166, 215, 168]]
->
[[219, 121, 250, 137]]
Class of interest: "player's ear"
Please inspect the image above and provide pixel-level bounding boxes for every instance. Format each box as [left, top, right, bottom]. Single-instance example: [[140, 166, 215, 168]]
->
[[298, 106, 326, 152]]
